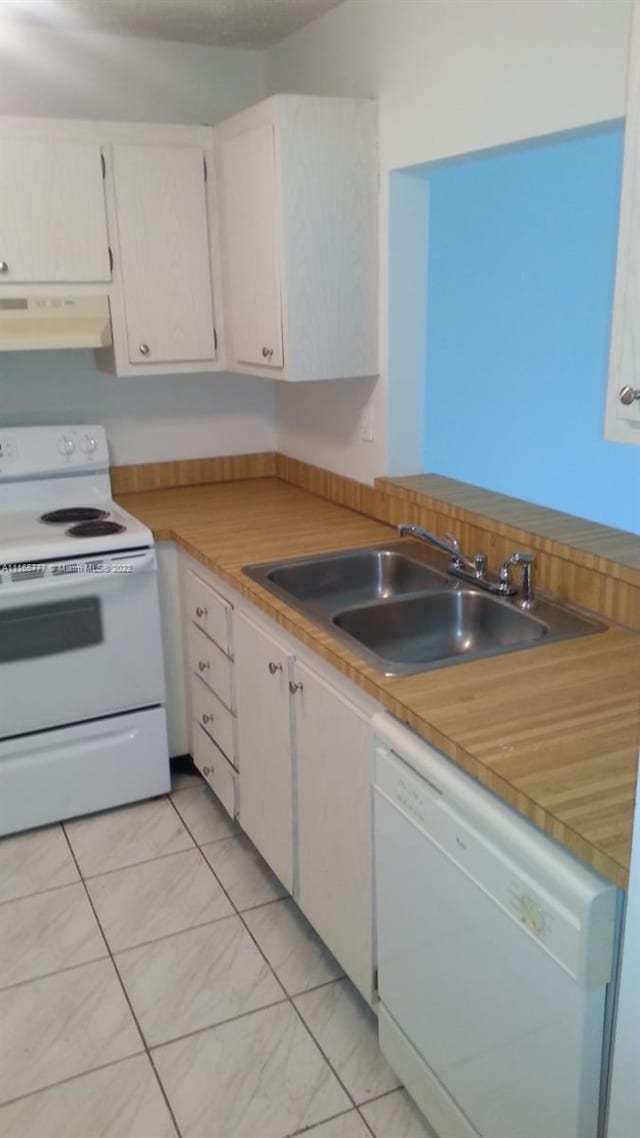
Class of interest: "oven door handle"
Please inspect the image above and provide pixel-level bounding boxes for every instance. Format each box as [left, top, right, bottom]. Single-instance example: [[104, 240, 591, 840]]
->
[[0, 550, 157, 604]]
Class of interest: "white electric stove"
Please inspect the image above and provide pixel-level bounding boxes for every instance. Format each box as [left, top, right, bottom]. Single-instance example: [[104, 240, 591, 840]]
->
[[0, 424, 170, 835]]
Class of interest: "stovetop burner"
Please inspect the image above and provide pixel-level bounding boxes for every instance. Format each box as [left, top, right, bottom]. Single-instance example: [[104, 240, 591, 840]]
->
[[41, 507, 110, 525], [67, 520, 127, 538]]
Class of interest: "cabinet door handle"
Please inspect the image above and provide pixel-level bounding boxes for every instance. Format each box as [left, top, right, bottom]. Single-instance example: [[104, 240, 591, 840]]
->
[[0, 261, 8, 273], [268, 661, 283, 674], [196, 606, 208, 619], [619, 385, 640, 406], [202, 713, 214, 725], [198, 660, 210, 673], [289, 681, 303, 695], [139, 343, 151, 356], [262, 346, 274, 359], [202, 765, 212, 776]]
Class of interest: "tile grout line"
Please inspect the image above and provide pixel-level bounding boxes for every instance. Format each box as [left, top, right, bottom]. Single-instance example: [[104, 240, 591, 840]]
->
[[59, 822, 184, 1138], [76, 842, 196, 881], [148, 995, 291, 1052], [105, 910, 240, 958], [165, 790, 373, 1127], [287, 1104, 375, 1138], [0, 875, 82, 908], [0, 1053, 149, 1114], [0, 951, 110, 996]]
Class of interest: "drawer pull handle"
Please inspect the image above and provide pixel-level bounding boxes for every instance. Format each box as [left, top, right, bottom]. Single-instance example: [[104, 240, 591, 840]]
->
[[196, 606, 208, 619], [202, 713, 214, 725], [268, 661, 283, 675], [198, 660, 210, 673], [202, 766, 212, 776], [289, 681, 304, 695]]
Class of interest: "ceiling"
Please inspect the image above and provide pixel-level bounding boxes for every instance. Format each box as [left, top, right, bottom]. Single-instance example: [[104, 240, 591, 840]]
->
[[2, 0, 346, 49]]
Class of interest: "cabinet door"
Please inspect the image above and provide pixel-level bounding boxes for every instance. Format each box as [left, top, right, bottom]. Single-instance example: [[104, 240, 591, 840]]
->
[[112, 144, 216, 365], [220, 123, 284, 370], [234, 612, 293, 890], [294, 661, 374, 1001], [0, 139, 110, 284], [605, 3, 640, 442]]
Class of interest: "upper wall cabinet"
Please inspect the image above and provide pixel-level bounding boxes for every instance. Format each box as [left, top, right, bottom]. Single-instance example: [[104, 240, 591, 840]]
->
[[605, 2, 640, 444], [0, 139, 110, 285], [216, 95, 378, 382], [103, 142, 219, 375]]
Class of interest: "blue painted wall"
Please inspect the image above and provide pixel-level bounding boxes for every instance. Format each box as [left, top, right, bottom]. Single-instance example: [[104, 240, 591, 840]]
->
[[420, 124, 640, 533]]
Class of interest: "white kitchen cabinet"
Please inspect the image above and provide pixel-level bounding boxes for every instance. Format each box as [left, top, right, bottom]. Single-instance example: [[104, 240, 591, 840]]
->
[[234, 610, 295, 892], [107, 143, 218, 371], [605, 0, 640, 444], [0, 138, 110, 285], [216, 94, 378, 381], [176, 557, 377, 999], [180, 554, 238, 815], [293, 660, 374, 1001], [233, 598, 376, 1000], [219, 123, 284, 370]]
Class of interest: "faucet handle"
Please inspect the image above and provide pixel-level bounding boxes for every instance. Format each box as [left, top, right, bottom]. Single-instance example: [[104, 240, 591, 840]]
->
[[506, 551, 535, 609]]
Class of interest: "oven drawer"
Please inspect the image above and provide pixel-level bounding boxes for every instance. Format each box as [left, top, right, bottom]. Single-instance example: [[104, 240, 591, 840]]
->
[[192, 723, 237, 819], [187, 622, 234, 711], [190, 674, 237, 768], [0, 708, 170, 836], [185, 570, 232, 655]]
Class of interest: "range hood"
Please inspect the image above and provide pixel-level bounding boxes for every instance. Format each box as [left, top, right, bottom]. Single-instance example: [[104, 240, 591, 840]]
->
[[0, 296, 112, 351]]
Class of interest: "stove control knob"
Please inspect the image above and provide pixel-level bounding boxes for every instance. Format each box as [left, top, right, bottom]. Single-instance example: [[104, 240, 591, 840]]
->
[[57, 435, 75, 457], [79, 434, 97, 455]]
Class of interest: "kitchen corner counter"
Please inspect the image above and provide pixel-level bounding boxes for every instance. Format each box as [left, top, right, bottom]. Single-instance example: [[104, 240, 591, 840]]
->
[[118, 478, 640, 888]]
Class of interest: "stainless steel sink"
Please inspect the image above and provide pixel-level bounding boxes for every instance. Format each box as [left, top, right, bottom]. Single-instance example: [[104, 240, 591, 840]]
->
[[243, 541, 603, 676], [245, 543, 448, 612], [333, 589, 547, 668]]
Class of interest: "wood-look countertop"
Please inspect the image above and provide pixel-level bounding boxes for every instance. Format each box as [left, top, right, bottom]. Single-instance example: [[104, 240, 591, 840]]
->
[[118, 478, 640, 889]]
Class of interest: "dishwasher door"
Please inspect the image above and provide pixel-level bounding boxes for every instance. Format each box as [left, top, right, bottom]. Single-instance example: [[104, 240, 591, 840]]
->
[[373, 717, 617, 1138]]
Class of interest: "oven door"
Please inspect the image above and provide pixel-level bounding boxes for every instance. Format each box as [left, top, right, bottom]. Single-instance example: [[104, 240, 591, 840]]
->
[[0, 550, 165, 738]]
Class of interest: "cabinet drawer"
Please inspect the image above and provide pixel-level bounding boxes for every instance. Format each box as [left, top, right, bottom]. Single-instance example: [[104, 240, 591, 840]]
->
[[185, 570, 232, 654], [187, 623, 234, 711], [192, 724, 237, 819], [191, 674, 237, 768]]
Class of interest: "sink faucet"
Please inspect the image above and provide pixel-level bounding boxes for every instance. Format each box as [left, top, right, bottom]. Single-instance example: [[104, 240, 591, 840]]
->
[[396, 524, 467, 567], [397, 523, 536, 607]]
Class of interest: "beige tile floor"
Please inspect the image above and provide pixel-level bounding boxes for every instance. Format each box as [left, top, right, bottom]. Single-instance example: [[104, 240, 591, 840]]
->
[[0, 766, 436, 1138]]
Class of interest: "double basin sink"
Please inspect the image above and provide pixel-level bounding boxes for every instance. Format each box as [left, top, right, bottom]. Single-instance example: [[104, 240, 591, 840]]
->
[[244, 541, 603, 676]]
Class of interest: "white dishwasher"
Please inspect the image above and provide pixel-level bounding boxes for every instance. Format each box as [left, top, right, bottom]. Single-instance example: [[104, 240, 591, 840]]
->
[[372, 713, 619, 1138]]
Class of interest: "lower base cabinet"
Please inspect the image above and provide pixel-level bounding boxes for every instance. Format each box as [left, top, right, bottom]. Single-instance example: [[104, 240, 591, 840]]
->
[[179, 557, 375, 1002], [234, 610, 295, 893], [294, 660, 374, 1002]]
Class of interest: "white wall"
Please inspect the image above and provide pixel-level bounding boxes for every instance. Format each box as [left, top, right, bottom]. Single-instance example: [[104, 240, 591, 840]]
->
[[0, 23, 275, 463], [265, 0, 633, 482], [0, 351, 275, 465]]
